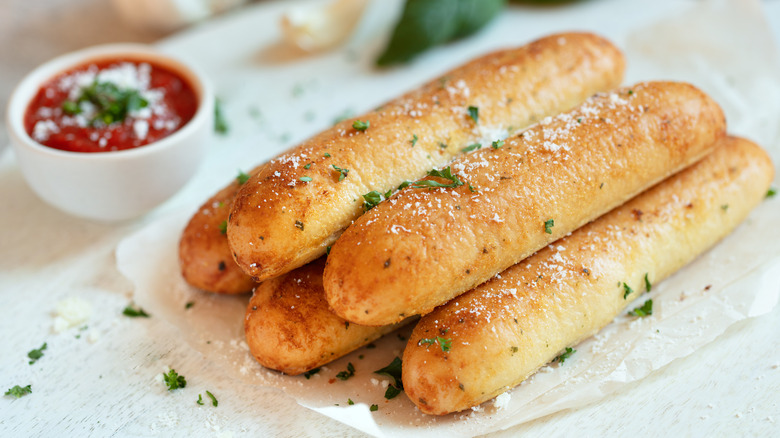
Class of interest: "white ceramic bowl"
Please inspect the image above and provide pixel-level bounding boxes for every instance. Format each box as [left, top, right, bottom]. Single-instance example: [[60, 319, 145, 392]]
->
[[6, 43, 213, 222]]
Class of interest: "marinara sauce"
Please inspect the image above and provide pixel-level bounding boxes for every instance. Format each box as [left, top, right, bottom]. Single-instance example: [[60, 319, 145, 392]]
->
[[24, 59, 198, 153]]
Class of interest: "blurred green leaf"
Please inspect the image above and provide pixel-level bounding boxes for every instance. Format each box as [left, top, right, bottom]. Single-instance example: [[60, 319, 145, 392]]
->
[[377, 0, 506, 66]]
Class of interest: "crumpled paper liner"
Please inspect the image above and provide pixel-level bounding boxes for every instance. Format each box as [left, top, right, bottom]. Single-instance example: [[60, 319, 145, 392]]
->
[[116, 0, 780, 436]]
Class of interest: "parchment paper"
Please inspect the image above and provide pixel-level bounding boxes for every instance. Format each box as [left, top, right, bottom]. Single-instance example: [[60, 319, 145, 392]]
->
[[116, 0, 780, 436]]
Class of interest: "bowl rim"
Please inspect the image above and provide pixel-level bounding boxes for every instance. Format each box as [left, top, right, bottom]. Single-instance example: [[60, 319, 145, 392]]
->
[[6, 43, 214, 163]]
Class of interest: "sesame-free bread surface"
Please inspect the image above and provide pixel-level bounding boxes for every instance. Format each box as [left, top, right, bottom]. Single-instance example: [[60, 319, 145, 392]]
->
[[402, 136, 773, 414], [244, 258, 407, 375], [179, 166, 262, 294], [228, 32, 625, 282], [324, 81, 726, 326]]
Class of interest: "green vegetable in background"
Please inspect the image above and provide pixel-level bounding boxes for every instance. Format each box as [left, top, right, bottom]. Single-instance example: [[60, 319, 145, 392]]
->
[[376, 0, 506, 66]]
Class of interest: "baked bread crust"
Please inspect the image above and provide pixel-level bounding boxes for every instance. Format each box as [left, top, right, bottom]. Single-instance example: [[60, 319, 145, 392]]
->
[[228, 32, 625, 282], [323, 81, 727, 326], [244, 258, 407, 375], [402, 136, 773, 415]]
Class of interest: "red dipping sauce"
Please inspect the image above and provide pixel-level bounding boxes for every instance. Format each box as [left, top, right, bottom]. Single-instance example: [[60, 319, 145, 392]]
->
[[24, 59, 198, 153]]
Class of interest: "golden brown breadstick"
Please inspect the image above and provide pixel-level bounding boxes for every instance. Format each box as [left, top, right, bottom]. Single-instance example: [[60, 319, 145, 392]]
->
[[179, 167, 262, 294], [324, 81, 726, 326], [228, 32, 625, 282], [402, 136, 774, 415], [244, 258, 407, 375]]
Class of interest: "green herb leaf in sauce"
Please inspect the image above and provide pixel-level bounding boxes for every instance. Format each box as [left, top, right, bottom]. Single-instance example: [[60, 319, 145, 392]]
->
[[66, 81, 150, 127]]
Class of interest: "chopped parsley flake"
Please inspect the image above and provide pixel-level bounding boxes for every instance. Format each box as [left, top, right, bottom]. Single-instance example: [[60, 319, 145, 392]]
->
[[63, 80, 149, 126], [218, 220, 228, 235], [384, 384, 402, 400], [555, 347, 576, 364], [410, 134, 418, 147], [62, 100, 80, 115], [331, 165, 350, 181], [644, 273, 652, 292], [205, 390, 218, 407], [628, 299, 653, 317], [348, 398, 354, 405], [162, 369, 186, 391], [303, 368, 321, 379], [304, 163, 312, 169], [370, 404, 378, 412], [721, 204, 729, 211], [467, 106, 479, 123], [123, 304, 150, 318], [492, 139, 504, 149], [323, 152, 331, 158], [622, 282, 633, 299], [461, 143, 482, 153], [362, 190, 390, 211], [214, 98, 229, 134], [300, 176, 313, 182], [397, 180, 412, 190], [197, 394, 204, 405], [419, 336, 452, 352], [374, 357, 403, 389], [767, 187, 777, 198], [336, 362, 355, 380], [352, 120, 370, 131], [412, 166, 463, 189], [5, 385, 31, 399], [27, 342, 47, 365], [236, 170, 250, 185], [185, 301, 195, 310], [544, 219, 554, 234]]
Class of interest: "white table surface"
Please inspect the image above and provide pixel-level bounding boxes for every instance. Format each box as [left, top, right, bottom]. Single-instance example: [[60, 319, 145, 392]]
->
[[2, 1, 780, 437]]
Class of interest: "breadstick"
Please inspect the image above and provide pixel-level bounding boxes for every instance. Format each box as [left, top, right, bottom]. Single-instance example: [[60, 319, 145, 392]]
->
[[179, 166, 262, 294], [244, 257, 408, 375], [402, 136, 774, 415], [324, 81, 726, 326], [228, 32, 625, 282]]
